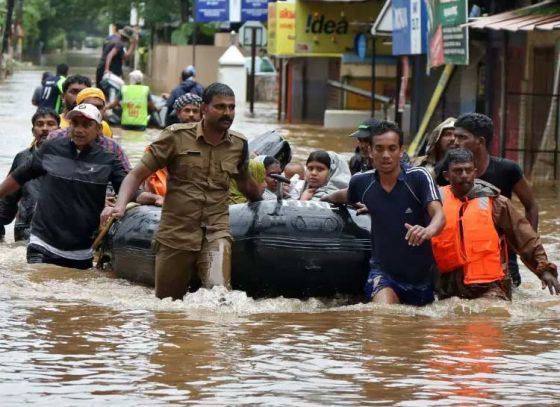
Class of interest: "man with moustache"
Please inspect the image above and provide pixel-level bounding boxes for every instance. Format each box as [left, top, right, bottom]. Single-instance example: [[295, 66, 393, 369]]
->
[[0, 108, 60, 241], [321, 120, 445, 306], [173, 92, 203, 124], [137, 92, 203, 202], [101, 83, 263, 300], [0, 104, 127, 269], [435, 113, 538, 287], [433, 148, 559, 300]]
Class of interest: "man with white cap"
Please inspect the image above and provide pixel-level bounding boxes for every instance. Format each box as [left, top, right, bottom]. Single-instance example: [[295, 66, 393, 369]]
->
[[111, 69, 157, 131], [0, 104, 128, 269], [164, 65, 205, 126]]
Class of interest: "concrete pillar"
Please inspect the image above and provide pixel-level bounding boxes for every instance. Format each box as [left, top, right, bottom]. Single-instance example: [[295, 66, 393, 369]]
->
[[218, 45, 247, 105]]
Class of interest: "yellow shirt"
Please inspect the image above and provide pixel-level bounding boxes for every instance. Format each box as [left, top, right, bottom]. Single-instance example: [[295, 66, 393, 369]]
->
[[60, 114, 113, 138]]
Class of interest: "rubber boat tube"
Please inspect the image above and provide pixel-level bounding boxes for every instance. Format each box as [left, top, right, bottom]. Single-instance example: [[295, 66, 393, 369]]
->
[[249, 129, 292, 168], [104, 200, 371, 298]]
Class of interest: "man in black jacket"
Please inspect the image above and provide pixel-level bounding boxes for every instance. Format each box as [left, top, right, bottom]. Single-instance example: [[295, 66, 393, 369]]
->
[[0, 104, 127, 269], [164, 65, 205, 126], [0, 108, 60, 242]]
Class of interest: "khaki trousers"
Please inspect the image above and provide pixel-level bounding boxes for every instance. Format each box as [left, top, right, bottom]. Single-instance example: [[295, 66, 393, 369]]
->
[[154, 238, 232, 300]]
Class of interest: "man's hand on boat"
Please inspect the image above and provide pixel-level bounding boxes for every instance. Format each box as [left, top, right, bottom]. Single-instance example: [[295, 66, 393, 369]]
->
[[353, 202, 369, 215], [100, 205, 125, 225], [100, 162, 162, 226], [320, 188, 369, 214]]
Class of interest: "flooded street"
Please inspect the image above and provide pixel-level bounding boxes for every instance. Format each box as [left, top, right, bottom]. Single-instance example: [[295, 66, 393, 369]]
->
[[2, 70, 560, 405]]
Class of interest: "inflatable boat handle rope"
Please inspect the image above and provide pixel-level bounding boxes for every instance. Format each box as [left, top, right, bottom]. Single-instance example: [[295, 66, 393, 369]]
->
[[92, 202, 140, 251]]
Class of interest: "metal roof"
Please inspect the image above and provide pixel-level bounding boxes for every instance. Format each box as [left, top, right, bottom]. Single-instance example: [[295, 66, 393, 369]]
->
[[466, 1, 560, 31]]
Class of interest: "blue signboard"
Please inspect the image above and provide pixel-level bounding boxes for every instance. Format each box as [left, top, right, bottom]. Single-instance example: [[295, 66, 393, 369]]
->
[[392, 0, 427, 55], [196, 0, 229, 23], [354, 33, 368, 59], [241, 0, 269, 22], [196, 0, 270, 22]]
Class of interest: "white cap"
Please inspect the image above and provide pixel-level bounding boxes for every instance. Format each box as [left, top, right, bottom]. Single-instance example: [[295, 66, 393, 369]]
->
[[67, 103, 102, 124], [129, 70, 144, 84]]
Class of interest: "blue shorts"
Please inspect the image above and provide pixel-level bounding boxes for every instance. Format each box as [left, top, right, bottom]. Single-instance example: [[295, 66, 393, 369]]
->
[[365, 268, 435, 306]]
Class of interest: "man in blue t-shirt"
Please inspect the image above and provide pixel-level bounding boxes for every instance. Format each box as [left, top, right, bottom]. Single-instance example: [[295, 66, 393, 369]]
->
[[37, 63, 68, 113], [322, 121, 445, 306]]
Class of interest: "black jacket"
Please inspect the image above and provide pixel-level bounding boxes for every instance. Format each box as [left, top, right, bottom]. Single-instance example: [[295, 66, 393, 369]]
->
[[0, 146, 41, 241], [11, 136, 127, 251], [164, 79, 205, 126]]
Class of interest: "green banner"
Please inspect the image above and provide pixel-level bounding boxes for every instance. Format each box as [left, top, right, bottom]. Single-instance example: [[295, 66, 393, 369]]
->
[[427, 0, 469, 68]]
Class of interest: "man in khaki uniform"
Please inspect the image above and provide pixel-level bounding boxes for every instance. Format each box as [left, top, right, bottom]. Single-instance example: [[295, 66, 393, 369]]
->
[[102, 83, 262, 299]]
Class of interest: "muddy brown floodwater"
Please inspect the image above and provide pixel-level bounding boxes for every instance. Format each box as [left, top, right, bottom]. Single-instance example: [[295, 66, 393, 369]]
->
[[1, 70, 560, 406]]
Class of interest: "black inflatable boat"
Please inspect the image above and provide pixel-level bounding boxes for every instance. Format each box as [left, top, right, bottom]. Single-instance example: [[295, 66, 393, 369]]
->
[[101, 130, 371, 298], [104, 200, 371, 298]]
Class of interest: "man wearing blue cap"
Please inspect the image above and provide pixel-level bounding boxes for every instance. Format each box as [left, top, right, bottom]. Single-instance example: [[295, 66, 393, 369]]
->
[[164, 65, 205, 126]]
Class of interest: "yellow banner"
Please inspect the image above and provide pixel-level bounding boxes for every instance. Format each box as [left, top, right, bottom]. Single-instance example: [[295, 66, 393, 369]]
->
[[294, 1, 381, 56], [268, 3, 296, 56]]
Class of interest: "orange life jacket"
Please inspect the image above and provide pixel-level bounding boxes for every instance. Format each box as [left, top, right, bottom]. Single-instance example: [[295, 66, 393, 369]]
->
[[145, 168, 168, 197], [143, 146, 167, 196], [432, 185, 505, 284]]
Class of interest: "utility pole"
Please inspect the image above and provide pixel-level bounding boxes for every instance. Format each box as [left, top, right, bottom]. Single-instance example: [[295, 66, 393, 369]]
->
[[249, 27, 256, 115]]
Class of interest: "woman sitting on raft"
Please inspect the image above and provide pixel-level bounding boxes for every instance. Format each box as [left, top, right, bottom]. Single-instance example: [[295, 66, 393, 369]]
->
[[300, 150, 351, 201], [259, 156, 286, 200]]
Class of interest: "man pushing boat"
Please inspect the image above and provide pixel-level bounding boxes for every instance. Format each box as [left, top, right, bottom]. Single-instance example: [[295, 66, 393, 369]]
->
[[101, 83, 262, 300]]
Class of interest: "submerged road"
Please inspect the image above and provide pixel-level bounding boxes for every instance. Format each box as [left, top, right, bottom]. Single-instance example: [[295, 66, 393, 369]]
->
[[1, 70, 560, 406]]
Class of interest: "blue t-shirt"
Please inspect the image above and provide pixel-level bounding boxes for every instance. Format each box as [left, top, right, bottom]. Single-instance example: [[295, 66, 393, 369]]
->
[[37, 75, 62, 110], [348, 165, 441, 286]]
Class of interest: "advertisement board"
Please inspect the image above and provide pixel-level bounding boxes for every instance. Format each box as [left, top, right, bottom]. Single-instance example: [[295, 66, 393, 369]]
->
[[392, 0, 427, 55], [294, 0, 382, 57], [426, 0, 469, 68], [268, 2, 296, 56]]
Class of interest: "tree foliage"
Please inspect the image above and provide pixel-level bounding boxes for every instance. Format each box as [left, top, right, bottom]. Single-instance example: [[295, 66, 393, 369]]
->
[[19, 0, 215, 52]]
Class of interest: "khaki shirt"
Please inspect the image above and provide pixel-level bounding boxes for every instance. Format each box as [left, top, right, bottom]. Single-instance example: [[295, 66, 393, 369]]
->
[[141, 121, 250, 250]]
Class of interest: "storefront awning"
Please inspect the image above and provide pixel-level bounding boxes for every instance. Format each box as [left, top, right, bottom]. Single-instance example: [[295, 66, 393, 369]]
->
[[466, 0, 560, 31]]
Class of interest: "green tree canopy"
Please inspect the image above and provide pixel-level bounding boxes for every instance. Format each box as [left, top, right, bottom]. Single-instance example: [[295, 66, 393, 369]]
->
[[20, 0, 213, 52]]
